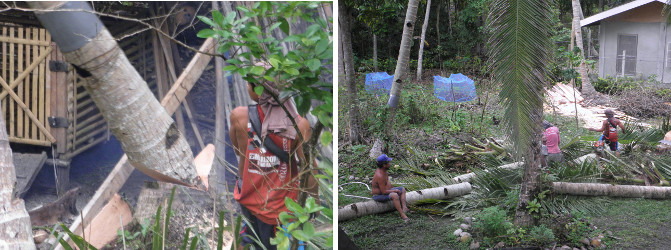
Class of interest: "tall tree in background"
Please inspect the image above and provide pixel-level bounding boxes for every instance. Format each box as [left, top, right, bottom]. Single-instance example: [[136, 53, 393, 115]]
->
[[487, 0, 553, 226], [340, 1, 363, 144], [572, 0, 596, 96], [416, 0, 432, 81], [371, 0, 419, 156]]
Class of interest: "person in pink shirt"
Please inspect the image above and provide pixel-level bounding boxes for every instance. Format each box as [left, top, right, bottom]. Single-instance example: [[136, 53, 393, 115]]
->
[[541, 120, 563, 168]]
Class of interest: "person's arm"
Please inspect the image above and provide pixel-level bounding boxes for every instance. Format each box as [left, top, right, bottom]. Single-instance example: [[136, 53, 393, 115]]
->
[[618, 120, 626, 134], [589, 121, 607, 132], [229, 107, 247, 179]]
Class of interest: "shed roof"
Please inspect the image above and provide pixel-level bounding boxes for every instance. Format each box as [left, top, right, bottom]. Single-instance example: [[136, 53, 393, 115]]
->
[[581, 0, 669, 27]]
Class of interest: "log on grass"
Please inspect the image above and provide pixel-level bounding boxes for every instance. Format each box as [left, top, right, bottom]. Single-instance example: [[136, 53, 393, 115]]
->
[[338, 183, 472, 221], [451, 153, 598, 183], [552, 182, 671, 199]]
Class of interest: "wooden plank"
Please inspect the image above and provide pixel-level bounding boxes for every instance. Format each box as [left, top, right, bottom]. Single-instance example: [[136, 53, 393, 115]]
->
[[14, 151, 47, 197], [83, 193, 132, 249], [160, 37, 215, 114], [41, 29, 48, 142], [0, 36, 50, 46], [16, 27, 22, 138], [8, 137, 51, 146], [63, 155, 134, 243], [73, 112, 101, 130], [50, 42, 67, 154]]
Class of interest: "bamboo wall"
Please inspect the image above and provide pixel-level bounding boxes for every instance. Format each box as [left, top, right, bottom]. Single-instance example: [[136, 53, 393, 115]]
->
[[0, 26, 54, 147], [0, 24, 156, 160]]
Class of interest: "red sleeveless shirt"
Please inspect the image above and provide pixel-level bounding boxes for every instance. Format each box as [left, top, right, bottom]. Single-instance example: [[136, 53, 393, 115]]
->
[[234, 106, 300, 225]]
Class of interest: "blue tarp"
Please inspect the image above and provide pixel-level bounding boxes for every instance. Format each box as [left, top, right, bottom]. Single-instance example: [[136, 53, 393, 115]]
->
[[433, 73, 477, 102], [365, 72, 393, 95]]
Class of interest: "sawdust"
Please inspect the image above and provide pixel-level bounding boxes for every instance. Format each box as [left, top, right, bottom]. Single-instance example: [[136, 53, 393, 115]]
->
[[544, 83, 649, 129]]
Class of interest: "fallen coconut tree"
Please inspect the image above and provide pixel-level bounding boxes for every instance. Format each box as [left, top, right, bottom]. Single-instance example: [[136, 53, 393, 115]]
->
[[451, 153, 598, 183], [338, 182, 472, 221], [552, 182, 671, 199]]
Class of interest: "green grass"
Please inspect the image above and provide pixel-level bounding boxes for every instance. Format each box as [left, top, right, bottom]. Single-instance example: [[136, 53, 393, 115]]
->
[[587, 198, 671, 249], [340, 208, 467, 249]]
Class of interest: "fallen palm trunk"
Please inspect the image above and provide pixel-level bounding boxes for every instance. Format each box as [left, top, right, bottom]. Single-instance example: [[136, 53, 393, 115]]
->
[[552, 182, 671, 199], [452, 153, 598, 183], [338, 183, 472, 221], [30, 2, 201, 188]]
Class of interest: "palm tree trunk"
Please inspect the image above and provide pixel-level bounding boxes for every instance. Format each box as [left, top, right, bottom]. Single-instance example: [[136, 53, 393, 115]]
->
[[553, 182, 671, 199], [338, 183, 472, 221], [417, 0, 432, 81], [30, 1, 201, 188], [513, 137, 543, 227], [572, 0, 596, 95], [0, 102, 34, 249], [487, 0, 553, 227], [373, 33, 378, 72], [340, 2, 362, 144]]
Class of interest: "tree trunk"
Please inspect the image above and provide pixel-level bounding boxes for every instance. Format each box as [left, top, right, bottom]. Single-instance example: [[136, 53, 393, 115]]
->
[[30, 1, 202, 188], [0, 102, 34, 249], [211, 0, 231, 197], [373, 33, 378, 72], [338, 183, 472, 221], [453, 153, 597, 184], [416, 0, 431, 81], [553, 182, 671, 199], [447, 0, 453, 36], [513, 126, 543, 227], [436, 0, 442, 72], [572, 0, 596, 95], [380, 0, 419, 154], [340, 2, 362, 144]]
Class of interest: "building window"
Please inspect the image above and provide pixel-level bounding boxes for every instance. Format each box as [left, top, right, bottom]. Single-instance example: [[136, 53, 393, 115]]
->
[[616, 34, 637, 76]]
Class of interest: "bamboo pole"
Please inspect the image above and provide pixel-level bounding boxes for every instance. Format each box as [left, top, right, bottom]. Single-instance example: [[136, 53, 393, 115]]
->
[[338, 183, 472, 221], [0, 36, 50, 46], [8, 27, 13, 137], [31, 28, 38, 140], [8, 137, 52, 146], [16, 27, 23, 138], [2, 27, 7, 137], [0, 46, 53, 101], [0, 74, 56, 142]]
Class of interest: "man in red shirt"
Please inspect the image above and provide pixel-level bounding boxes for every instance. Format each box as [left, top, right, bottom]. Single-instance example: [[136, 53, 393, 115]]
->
[[589, 109, 626, 157], [230, 64, 318, 249], [541, 120, 563, 168]]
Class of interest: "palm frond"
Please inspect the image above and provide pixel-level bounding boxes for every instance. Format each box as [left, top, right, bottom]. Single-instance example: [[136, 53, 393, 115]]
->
[[487, 0, 553, 156], [541, 195, 611, 216]]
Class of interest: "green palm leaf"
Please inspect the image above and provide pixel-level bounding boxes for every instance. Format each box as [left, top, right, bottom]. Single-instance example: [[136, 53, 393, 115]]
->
[[487, 0, 553, 156]]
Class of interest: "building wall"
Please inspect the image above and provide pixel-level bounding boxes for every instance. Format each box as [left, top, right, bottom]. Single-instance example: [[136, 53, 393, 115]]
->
[[598, 21, 664, 82]]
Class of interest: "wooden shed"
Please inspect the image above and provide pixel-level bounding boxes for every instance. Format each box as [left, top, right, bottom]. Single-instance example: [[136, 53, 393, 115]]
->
[[0, 2, 179, 194]]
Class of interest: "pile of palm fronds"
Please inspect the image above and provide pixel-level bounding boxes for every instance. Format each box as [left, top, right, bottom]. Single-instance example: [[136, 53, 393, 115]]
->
[[433, 137, 508, 171]]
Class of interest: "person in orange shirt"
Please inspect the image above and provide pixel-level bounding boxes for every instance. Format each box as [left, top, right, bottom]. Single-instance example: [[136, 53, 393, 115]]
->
[[230, 64, 318, 249]]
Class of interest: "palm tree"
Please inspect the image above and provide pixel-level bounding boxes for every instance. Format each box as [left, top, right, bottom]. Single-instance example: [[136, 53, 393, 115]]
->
[[487, 0, 553, 226], [29, 1, 201, 188]]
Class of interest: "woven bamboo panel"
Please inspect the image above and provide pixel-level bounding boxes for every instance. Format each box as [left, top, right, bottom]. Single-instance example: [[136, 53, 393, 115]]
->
[[0, 26, 54, 146]]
